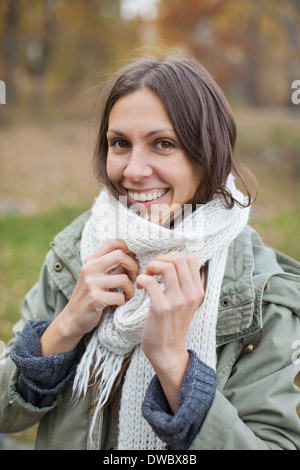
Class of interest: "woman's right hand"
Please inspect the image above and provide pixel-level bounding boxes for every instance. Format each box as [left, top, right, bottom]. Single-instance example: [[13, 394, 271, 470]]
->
[[40, 239, 138, 356]]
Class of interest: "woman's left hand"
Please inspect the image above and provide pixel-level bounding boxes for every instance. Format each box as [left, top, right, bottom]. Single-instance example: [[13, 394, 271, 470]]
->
[[136, 252, 205, 413]]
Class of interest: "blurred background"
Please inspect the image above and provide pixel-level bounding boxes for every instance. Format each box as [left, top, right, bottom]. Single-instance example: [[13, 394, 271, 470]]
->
[[0, 0, 299, 449]]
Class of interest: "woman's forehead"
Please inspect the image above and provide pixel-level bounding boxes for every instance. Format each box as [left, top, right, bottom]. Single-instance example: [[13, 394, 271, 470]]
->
[[108, 89, 174, 130]]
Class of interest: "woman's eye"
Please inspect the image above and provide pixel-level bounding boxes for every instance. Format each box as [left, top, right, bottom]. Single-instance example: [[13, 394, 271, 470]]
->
[[112, 139, 129, 149], [156, 140, 174, 150]]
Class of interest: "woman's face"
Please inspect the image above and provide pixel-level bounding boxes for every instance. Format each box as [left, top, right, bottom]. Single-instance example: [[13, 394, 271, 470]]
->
[[106, 89, 201, 224]]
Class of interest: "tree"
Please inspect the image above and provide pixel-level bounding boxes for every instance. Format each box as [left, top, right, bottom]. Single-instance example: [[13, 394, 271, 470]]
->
[[2, 0, 20, 104], [154, 0, 300, 106]]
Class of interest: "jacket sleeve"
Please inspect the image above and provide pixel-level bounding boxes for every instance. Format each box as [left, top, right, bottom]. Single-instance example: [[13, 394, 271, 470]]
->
[[0, 261, 69, 433], [189, 290, 300, 450]]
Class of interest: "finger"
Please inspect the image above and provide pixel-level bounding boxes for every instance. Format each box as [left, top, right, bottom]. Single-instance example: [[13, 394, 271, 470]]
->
[[100, 291, 126, 309], [106, 265, 126, 276], [187, 256, 205, 302], [98, 273, 135, 300], [154, 253, 195, 291], [144, 260, 181, 295], [84, 238, 135, 263], [136, 273, 165, 303], [186, 256, 203, 287], [154, 253, 204, 305], [87, 249, 139, 281], [104, 250, 139, 281]]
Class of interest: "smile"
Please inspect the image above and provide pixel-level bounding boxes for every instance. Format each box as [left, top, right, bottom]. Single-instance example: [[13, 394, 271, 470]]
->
[[127, 188, 169, 203]]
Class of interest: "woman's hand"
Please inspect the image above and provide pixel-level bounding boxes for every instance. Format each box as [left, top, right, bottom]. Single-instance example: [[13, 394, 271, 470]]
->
[[136, 252, 204, 413], [40, 239, 139, 356]]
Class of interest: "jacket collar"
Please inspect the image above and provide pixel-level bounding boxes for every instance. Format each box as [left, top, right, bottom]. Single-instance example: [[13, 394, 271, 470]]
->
[[216, 226, 262, 346]]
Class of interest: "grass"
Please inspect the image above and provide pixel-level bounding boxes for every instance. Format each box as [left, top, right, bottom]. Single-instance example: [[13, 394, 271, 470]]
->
[[251, 205, 300, 261], [0, 205, 88, 344]]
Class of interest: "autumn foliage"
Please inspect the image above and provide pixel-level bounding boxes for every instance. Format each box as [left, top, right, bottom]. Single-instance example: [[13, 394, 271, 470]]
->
[[0, 0, 299, 112]]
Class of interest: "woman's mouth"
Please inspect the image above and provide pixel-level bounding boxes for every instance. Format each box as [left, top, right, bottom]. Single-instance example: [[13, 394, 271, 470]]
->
[[126, 188, 170, 206]]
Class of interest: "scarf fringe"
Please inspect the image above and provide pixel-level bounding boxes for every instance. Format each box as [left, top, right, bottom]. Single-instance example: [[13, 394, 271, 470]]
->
[[72, 330, 127, 439]]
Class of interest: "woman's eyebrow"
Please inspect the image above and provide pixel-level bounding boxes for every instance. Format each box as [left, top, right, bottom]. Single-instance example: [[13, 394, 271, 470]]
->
[[146, 128, 175, 137], [107, 128, 175, 137], [107, 129, 126, 137]]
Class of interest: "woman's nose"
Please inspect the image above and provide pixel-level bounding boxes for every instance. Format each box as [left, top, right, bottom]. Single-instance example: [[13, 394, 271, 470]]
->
[[123, 150, 153, 181]]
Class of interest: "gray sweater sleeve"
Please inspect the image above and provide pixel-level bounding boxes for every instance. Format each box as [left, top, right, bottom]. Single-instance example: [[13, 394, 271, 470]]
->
[[10, 320, 79, 408], [142, 350, 216, 450]]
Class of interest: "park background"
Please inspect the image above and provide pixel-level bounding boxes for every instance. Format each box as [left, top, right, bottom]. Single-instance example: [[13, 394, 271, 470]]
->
[[0, 0, 299, 448]]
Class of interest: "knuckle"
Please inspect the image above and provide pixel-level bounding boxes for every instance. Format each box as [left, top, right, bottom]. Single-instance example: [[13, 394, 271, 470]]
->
[[198, 284, 205, 300], [164, 263, 175, 274], [80, 263, 91, 279], [190, 296, 200, 308], [148, 275, 159, 287], [160, 304, 172, 316], [88, 291, 99, 307], [193, 290, 203, 306], [119, 273, 130, 284], [117, 292, 126, 305], [175, 298, 185, 310], [115, 248, 124, 259], [139, 273, 153, 284], [110, 238, 124, 250]]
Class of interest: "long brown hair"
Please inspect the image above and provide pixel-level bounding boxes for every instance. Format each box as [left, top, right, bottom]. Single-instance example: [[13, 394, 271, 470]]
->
[[93, 52, 255, 208]]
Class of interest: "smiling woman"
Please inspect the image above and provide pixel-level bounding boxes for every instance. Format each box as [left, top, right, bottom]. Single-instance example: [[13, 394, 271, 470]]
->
[[0, 52, 299, 451]]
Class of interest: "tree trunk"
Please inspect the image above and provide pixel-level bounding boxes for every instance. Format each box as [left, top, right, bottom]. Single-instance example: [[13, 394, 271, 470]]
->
[[3, 0, 20, 104]]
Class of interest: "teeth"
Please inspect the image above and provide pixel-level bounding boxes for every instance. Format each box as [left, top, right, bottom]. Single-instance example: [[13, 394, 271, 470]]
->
[[128, 189, 167, 202]]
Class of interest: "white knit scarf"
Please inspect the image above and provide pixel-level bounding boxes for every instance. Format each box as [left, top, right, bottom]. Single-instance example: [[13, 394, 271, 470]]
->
[[73, 175, 250, 449]]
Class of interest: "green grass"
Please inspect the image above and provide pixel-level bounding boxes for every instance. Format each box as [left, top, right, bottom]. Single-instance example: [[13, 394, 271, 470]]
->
[[0, 205, 88, 344], [251, 205, 300, 262]]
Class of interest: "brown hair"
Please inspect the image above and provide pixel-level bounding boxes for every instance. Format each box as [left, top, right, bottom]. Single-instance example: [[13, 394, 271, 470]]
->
[[93, 52, 255, 208]]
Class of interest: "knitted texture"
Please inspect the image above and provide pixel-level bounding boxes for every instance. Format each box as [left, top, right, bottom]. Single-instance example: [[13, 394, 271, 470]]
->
[[73, 174, 250, 450], [11, 320, 79, 408]]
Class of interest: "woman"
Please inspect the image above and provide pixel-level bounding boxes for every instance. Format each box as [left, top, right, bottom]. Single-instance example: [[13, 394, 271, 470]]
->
[[0, 53, 299, 450]]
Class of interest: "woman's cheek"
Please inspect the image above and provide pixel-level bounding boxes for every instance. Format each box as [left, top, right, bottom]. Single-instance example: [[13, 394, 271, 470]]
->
[[106, 155, 122, 184]]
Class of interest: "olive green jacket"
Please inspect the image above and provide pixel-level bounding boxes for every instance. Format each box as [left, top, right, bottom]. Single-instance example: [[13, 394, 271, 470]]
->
[[0, 212, 300, 450]]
